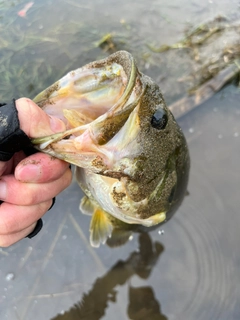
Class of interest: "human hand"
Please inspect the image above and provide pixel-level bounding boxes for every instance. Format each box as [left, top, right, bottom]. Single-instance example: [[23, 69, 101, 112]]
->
[[0, 98, 72, 247]]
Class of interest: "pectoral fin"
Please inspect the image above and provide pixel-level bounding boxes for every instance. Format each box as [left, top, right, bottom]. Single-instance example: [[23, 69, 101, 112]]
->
[[80, 196, 96, 216], [90, 207, 113, 248], [80, 196, 113, 247], [80, 196, 133, 248]]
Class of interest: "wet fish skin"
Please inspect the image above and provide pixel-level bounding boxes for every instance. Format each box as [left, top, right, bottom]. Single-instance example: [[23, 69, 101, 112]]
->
[[32, 51, 190, 247]]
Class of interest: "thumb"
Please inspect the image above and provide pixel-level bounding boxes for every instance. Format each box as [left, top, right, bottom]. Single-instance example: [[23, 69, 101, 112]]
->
[[16, 98, 66, 138]]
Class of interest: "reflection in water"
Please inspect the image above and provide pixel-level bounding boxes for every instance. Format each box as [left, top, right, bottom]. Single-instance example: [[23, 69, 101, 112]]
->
[[52, 233, 167, 320], [128, 286, 167, 320]]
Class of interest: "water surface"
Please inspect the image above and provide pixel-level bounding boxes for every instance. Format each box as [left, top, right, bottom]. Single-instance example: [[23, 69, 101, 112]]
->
[[0, 1, 240, 319]]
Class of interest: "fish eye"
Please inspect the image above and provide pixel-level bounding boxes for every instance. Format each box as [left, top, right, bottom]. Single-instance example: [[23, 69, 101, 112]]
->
[[151, 109, 168, 130]]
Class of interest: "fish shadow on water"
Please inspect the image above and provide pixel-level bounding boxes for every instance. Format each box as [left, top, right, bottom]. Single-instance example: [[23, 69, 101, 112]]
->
[[51, 233, 167, 320]]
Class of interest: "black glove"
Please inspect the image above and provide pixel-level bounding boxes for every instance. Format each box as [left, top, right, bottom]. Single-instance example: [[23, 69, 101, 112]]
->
[[0, 100, 33, 161]]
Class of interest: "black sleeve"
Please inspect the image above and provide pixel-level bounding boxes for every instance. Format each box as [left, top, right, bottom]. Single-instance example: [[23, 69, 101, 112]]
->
[[0, 99, 32, 161]]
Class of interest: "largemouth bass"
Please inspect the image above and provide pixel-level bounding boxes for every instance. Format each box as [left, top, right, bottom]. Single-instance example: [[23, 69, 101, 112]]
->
[[32, 51, 190, 247]]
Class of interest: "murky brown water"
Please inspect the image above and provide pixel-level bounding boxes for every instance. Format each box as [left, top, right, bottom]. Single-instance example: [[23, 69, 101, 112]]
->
[[0, 1, 240, 319]]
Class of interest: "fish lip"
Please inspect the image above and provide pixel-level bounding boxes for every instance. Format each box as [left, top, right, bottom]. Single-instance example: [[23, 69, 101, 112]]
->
[[34, 50, 137, 110]]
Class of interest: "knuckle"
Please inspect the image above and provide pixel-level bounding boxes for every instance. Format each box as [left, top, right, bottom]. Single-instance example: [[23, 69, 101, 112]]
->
[[35, 199, 52, 215], [43, 199, 53, 212], [22, 192, 39, 206]]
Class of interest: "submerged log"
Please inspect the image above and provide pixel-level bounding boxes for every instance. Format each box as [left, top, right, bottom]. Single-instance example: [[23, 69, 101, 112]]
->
[[169, 59, 240, 118]]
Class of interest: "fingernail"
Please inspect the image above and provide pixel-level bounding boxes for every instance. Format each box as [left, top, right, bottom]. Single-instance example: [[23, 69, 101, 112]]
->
[[16, 162, 41, 182], [49, 116, 65, 133], [0, 180, 7, 200]]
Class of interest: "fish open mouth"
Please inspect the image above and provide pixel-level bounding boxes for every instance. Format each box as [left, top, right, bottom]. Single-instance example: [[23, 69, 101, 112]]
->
[[32, 51, 142, 153]]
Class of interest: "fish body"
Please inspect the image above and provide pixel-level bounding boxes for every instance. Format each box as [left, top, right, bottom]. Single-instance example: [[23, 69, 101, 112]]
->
[[32, 51, 190, 247]]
